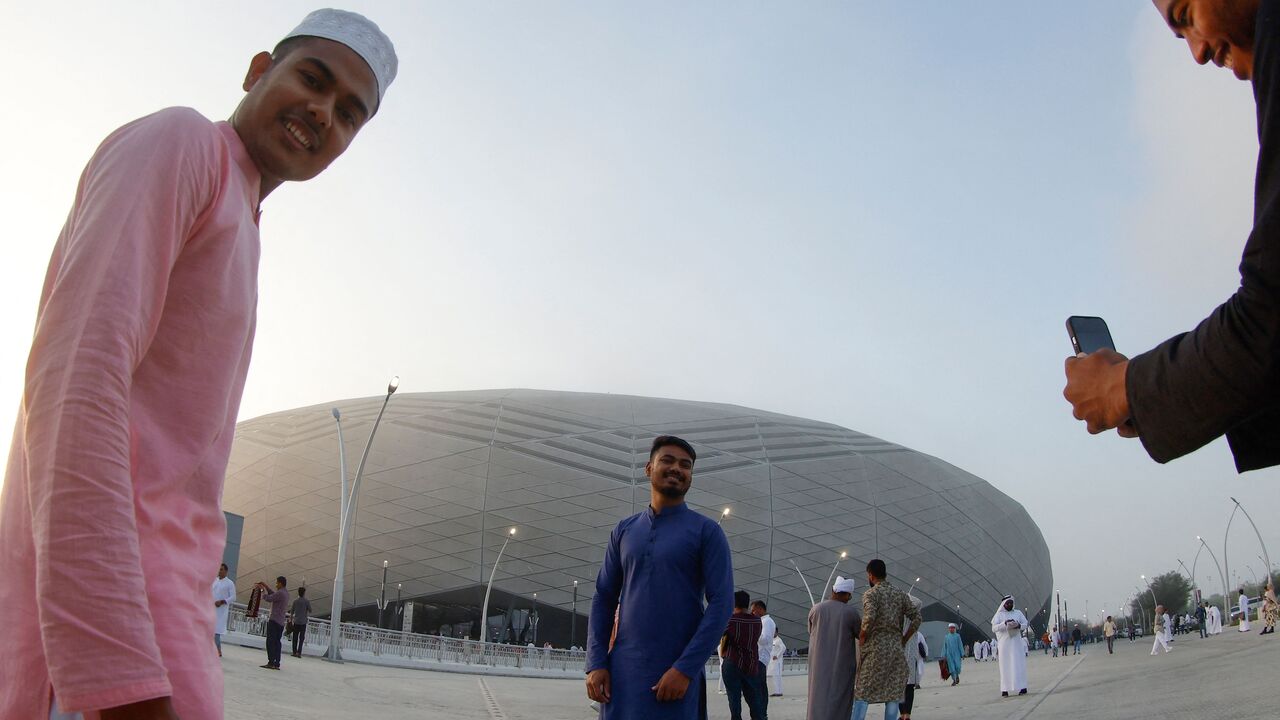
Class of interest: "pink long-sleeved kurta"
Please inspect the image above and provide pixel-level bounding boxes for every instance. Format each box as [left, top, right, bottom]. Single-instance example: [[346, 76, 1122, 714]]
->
[[0, 107, 261, 718]]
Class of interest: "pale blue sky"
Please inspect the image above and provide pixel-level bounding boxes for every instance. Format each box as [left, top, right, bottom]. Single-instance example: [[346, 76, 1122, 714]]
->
[[2, 1, 1277, 620]]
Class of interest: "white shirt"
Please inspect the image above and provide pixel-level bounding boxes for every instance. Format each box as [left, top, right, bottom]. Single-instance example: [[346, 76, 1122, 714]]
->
[[757, 614, 777, 665], [212, 576, 236, 635]]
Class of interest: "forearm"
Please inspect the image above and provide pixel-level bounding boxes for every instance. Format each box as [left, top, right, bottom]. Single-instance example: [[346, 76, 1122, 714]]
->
[[1127, 280, 1280, 462]]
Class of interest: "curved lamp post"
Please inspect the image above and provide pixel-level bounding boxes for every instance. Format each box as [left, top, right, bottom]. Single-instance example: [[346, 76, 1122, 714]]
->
[[1140, 575, 1159, 609], [718, 507, 731, 526], [326, 376, 399, 663], [1230, 497, 1272, 592], [908, 577, 921, 595], [822, 551, 848, 600], [479, 527, 517, 644], [1197, 535, 1231, 622], [789, 559, 816, 606]]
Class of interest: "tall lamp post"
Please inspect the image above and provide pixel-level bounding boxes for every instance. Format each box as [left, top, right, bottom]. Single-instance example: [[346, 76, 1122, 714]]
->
[[790, 559, 816, 606], [1140, 575, 1158, 610], [479, 527, 517, 644], [718, 508, 731, 525], [396, 583, 403, 626], [378, 559, 389, 628], [822, 551, 848, 600], [908, 577, 921, 595], [571, 580, 579, 649], [326, 376, 399, 663], [1230, 497, 1273, 591], [1197, 535, 1231, 622]]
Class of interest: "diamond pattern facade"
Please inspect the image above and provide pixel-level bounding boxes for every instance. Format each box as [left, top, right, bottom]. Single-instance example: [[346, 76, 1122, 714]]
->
[[223, 389, 1052, 650]]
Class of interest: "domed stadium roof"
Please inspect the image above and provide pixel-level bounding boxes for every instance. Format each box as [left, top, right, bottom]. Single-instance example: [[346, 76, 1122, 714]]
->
[[224, 389, 1052, 650]]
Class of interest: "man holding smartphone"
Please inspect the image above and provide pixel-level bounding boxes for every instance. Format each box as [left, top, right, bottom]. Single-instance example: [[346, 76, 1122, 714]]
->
[[1064, 0, 1280, 473]]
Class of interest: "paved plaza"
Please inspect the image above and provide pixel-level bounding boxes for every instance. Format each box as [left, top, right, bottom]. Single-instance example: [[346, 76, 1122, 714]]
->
[[225, 629, 1277, 719]]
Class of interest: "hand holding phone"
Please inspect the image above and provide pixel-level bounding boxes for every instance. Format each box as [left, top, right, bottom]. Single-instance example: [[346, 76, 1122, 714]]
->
[[1063, 315, 1136, 437]]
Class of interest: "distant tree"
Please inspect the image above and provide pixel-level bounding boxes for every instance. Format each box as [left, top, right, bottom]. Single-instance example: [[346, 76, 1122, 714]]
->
[[1130, 571, 1192, 619]]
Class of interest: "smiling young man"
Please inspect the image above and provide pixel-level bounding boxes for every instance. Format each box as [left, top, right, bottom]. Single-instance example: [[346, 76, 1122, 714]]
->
[[0, 10, 395, 720], [1063, 0, 1280, 473], [586, 436, 734, 720]]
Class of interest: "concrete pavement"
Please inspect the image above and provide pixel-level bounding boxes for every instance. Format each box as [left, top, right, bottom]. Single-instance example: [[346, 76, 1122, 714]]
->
[[224, 628, 1277, 718]]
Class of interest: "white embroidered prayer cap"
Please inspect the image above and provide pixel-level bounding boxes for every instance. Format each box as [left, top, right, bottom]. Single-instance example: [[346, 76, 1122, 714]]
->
[[283, 8, 398, 107], [832, 576, 855, 594]]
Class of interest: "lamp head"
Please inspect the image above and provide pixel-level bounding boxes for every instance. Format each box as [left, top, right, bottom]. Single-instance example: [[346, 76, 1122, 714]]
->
[[722, 508, 730, 517], [332, 407, 341, 420], [840, 551, 847, 559], [388, 376, 400, 395], [509, 527, 517, 536], [383, 560, 389, 568]]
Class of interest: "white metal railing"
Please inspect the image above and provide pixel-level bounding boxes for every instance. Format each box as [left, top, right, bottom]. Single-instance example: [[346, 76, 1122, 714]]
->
[[226, 604, 809, 676]]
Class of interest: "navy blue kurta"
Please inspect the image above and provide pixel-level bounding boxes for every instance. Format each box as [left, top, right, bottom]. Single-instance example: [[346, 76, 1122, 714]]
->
[[587, 502, 734, 719]]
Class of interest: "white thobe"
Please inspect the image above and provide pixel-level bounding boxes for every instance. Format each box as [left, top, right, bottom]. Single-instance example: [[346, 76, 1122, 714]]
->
[[768, 636, 786, 694], [990, 609, 1028, 693], [1209, 606, 1222, 634], [757, 613, 776, 668], [1239, 595, 1252, 631], [211, 577, 235, 635]]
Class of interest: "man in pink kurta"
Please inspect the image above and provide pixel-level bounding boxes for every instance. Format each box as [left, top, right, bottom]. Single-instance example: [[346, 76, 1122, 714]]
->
[[0, 10, 396, 719]]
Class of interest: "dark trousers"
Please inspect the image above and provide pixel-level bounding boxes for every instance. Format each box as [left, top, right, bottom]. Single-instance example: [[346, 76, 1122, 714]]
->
[[266, 620, 284, 666], [902, 684, 915, 714], [1106, 636, 1114, 653], [1199, 623, 1207, 638], [722, 661, 767, 720], [291, 622, 307, 656]]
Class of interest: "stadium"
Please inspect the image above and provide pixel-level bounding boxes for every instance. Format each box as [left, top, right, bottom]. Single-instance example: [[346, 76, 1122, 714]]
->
[[222, 389, 1052, 652]]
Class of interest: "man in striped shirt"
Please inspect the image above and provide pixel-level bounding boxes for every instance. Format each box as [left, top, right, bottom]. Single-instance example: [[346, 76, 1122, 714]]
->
[[722, 590, 767, 720]]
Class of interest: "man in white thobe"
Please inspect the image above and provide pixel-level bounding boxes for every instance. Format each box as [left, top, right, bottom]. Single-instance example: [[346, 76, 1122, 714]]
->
[[1151, 606, 1172, 654], [212, 563, 235, 657], [990, 595, 1028, 697], [752, 600, 777, 708], [1238, 590, 1252, 631], [767, 635, 786, 697], [1208, 604, 1223, 634]]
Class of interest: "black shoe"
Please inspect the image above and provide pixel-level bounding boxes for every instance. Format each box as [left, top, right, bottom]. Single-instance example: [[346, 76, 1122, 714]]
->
[[260, 663, 274, 669], [1019, 689, 1028, 695], [1002, 692, 1009, 697]]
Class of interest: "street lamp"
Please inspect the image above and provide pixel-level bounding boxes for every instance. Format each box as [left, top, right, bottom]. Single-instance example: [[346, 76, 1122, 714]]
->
[[1197, 535, 1231, 623], [532, 593, 539, 645], [908, 577, 921, 595], [571, 580, 579, 649], [718, 507, 731, 525], [378, 560, 389, 628], [1140, 575, 1158, 609], [1230, 497, 1273, 593], [789, 559, 816, 606], [326, 375, 399, 663], [822, 551, 848, 600], [479, 527, 517, 644]]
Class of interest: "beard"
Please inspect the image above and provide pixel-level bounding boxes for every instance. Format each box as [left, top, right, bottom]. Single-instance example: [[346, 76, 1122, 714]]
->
[[654, 474, 689, 499]]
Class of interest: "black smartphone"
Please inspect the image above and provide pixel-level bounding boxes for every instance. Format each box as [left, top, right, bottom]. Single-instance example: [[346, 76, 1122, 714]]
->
[[1066, 316, 1116, 355]]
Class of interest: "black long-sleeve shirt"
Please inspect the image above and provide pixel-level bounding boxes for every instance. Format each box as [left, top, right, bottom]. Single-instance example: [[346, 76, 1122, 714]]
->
[[1126, 0, 1280, 473]]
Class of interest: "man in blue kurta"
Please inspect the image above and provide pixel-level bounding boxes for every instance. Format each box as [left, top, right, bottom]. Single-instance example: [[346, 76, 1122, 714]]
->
[[942, 623, 964, 686], [586, 435, 734, 719]]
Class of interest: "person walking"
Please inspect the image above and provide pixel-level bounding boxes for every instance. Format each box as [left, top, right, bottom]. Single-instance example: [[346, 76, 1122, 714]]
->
[[0, 9, 398, 718], [1195, 603, 1208, 639], [1261, 581, 1278, 635], [751, 600, 776, 713], [585, 436, 734, 720], [1239, 589, 1253, 632], [1103, 616, 1117, 654], [212, 564, 236, 658], [722, 591, 766, 720], [852, 559, 922, 720], [1071, 625, 1082, 655], [805, 576, 860, 720], [942, 623, 964, 687], [288, 587, 312, 658], [1150, 605, 1172, 655]]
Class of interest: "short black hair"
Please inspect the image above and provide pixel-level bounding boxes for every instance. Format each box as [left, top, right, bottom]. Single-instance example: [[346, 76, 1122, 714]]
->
[[277, 576, 288, 587], [751, 600, 767, 612], [866, 558, 886, 579], [298, 587, 306, 596], [271, 35, 312, 63], [650, 435, 696, 464], [220, 563, 228, 571], [734, 590, 750, 609]]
